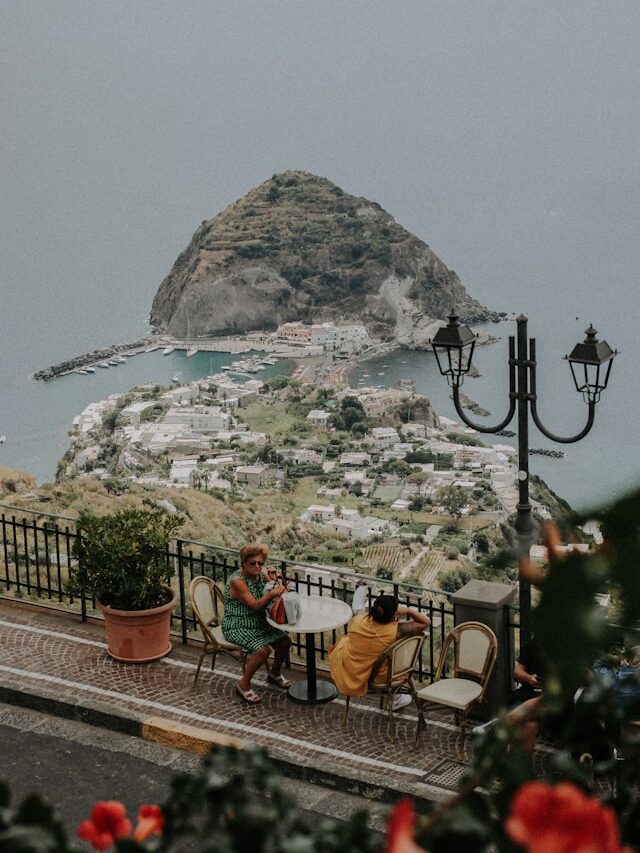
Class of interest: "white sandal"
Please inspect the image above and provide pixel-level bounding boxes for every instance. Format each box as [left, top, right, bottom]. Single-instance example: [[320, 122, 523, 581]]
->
[[267, 673, 291, 689]]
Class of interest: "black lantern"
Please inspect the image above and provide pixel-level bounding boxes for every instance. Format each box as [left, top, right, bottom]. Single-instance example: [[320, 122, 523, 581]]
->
[[566, 325, 617, 404], [431, 313, 476, 387]]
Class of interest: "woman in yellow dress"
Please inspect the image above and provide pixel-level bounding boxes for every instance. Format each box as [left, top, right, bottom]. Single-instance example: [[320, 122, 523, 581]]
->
[[329, 594, 430, 699]]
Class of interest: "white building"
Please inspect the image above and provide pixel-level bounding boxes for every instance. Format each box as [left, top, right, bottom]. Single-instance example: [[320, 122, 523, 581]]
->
[[339, 451, 371, 466], [302, 504, 337, 523], [120, 401, 157, 427], [164, 405, 230, 433], [276, 448, 323, 465], [370, 427, 400, 446], [170, 458, 198, 484]]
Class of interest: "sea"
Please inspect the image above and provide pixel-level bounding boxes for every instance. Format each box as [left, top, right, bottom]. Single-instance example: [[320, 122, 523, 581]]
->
[[0, 253, 640, 509], [0, 299, 636, 515]]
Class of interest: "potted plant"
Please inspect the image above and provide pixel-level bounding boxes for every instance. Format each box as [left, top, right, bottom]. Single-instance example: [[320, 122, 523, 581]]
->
[[71, 507, 184, 663]]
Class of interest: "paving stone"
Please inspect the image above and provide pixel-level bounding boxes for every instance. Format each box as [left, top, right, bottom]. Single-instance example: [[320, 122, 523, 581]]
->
[[0, 601, 545, 806]]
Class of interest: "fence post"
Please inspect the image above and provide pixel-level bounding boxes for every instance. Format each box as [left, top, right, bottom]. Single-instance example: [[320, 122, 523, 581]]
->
[[450, 579, 516, 715]]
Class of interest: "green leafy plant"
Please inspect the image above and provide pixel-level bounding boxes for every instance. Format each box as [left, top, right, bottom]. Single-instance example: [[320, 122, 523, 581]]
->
[[70, 508, 183, 610]]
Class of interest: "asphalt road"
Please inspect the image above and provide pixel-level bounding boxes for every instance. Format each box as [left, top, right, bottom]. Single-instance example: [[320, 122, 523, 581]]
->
[[0, 704, 199, 842], [0, 702, 391, 845]]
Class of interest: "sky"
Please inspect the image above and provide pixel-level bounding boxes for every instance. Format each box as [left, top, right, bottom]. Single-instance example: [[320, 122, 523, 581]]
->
[[1, 1, 638, 392]]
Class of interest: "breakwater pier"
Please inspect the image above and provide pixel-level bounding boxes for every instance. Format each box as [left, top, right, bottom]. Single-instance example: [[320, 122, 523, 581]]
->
[[33, 337, 161, 381], [32, 335, 306, 381]]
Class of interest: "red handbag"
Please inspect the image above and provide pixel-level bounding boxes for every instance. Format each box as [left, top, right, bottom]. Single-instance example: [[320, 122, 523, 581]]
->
[[269, 595, 288, 625]]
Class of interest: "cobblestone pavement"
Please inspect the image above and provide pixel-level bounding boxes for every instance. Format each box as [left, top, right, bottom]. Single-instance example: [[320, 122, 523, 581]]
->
[[0, 600, 545, 805]]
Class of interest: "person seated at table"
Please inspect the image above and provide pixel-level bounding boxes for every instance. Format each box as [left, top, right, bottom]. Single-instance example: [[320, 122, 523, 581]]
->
[[328, 593, 430, 710], [222, 543, 292, 704]]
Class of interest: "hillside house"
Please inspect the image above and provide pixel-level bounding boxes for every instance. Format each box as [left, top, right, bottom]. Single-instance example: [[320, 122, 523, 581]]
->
[[302, 504, 337, 524], [277, 448, 323, 465], [306, 409, 331, 428], [120, 401, 157, 427], [382, 442, 414, 461], [326, 513, 394, 540], [347, 387, 405, 417], [170, 458, 198, 484], [339, 451, 371, 466], [234, 464, 270, 486], [164, 405, 230, 433], [370, 427, 400, 447], [400, 422, 427, 439]]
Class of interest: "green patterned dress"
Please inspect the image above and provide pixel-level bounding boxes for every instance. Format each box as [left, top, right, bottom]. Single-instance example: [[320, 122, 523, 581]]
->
[[221, 570, 287, 654]]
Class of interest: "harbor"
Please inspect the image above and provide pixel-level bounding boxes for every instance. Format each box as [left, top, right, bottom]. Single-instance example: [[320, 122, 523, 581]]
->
[[32, 335, 301, 382]]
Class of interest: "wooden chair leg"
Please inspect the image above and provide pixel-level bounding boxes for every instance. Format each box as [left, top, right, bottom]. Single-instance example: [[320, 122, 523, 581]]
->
[[193, 649, 206, 687], [387, 693, 396, 743], [342, 696, 350, 726], [415, 704, 425, 744], [210, 650, 217, 673]]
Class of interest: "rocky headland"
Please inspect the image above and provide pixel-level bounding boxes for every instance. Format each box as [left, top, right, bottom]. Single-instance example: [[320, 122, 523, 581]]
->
[[150, 170, 501, 347]]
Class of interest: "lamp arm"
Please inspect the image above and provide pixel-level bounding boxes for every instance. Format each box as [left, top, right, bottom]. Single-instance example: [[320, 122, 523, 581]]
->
[[529, 398, 596, 443], [451, 387, 517, 433]]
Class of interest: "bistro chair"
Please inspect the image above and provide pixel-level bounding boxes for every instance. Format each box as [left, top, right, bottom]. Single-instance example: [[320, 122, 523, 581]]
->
[[189, 576, 246, 686], [415, 621, 497, 741], [342, 633, 425, 742]]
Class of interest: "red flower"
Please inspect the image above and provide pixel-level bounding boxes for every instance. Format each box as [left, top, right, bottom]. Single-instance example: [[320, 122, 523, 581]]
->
[[133, 803, 164, 841], [386, 799, 428, 853], [77, 800, 133, 851], [505, 781, 632, 853]]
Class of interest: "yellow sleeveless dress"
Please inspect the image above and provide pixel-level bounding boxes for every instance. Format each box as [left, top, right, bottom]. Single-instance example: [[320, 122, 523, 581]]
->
[[328, 613, 398, 697]]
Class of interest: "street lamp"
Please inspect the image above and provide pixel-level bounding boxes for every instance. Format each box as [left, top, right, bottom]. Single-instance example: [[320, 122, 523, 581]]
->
[[431, 313, 616, 652]]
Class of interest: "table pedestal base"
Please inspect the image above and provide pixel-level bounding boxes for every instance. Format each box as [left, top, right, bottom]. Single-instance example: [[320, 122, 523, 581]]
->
[[288, 679, 337, 704]]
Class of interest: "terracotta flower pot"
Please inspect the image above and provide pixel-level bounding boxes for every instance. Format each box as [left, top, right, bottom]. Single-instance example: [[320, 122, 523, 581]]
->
[[99, 589, 177, 663]]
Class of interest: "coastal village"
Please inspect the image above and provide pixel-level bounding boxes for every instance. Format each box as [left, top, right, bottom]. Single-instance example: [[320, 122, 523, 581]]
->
[[53, 319, 569, 593]]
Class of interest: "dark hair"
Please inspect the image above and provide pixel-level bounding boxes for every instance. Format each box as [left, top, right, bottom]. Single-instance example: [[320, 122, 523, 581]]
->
[[369, 594, 398, 624]]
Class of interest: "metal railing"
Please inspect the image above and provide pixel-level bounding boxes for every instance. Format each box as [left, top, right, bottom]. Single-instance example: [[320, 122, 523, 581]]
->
[[0, 504, 455, 683]]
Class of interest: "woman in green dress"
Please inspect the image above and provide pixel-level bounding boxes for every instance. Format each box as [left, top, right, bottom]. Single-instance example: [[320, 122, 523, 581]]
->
[[222, 543, 291, 704]]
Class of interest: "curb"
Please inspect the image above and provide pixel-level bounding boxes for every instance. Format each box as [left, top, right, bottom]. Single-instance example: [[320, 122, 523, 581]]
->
[[0, 683, 445, 810]]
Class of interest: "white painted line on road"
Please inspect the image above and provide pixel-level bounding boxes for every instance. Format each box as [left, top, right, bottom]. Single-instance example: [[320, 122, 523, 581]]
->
[[0, 618, 105, 648], [0, 664, 428, 779]]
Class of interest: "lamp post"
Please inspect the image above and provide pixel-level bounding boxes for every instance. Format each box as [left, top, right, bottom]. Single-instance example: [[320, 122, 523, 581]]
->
[[430, 313, 616, 652]]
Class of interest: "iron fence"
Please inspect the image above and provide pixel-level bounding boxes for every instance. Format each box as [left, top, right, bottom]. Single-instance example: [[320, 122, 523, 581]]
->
[[0, 504, 456, 683]]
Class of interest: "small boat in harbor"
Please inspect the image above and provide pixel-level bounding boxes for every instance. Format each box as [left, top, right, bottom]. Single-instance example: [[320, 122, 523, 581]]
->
[[186, 347, 198, 357], [162, 346, 175, 356], [108, 360, 119, 366], [85, 366, 96, 373], [97, 362, 110, 368], [75, 368, 88, 374], [114, 355, 127, 363], [0, 435, 6, 444]]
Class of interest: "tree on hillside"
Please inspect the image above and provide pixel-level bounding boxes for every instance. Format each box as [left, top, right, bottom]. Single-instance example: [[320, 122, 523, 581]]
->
[[436, 484, 467, 525], [437, 566, 475, 593], [331, 396, 368, 432]]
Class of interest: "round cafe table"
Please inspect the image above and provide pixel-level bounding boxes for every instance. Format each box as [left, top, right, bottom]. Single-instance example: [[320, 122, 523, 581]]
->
[[267, 593, 352, 704]]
